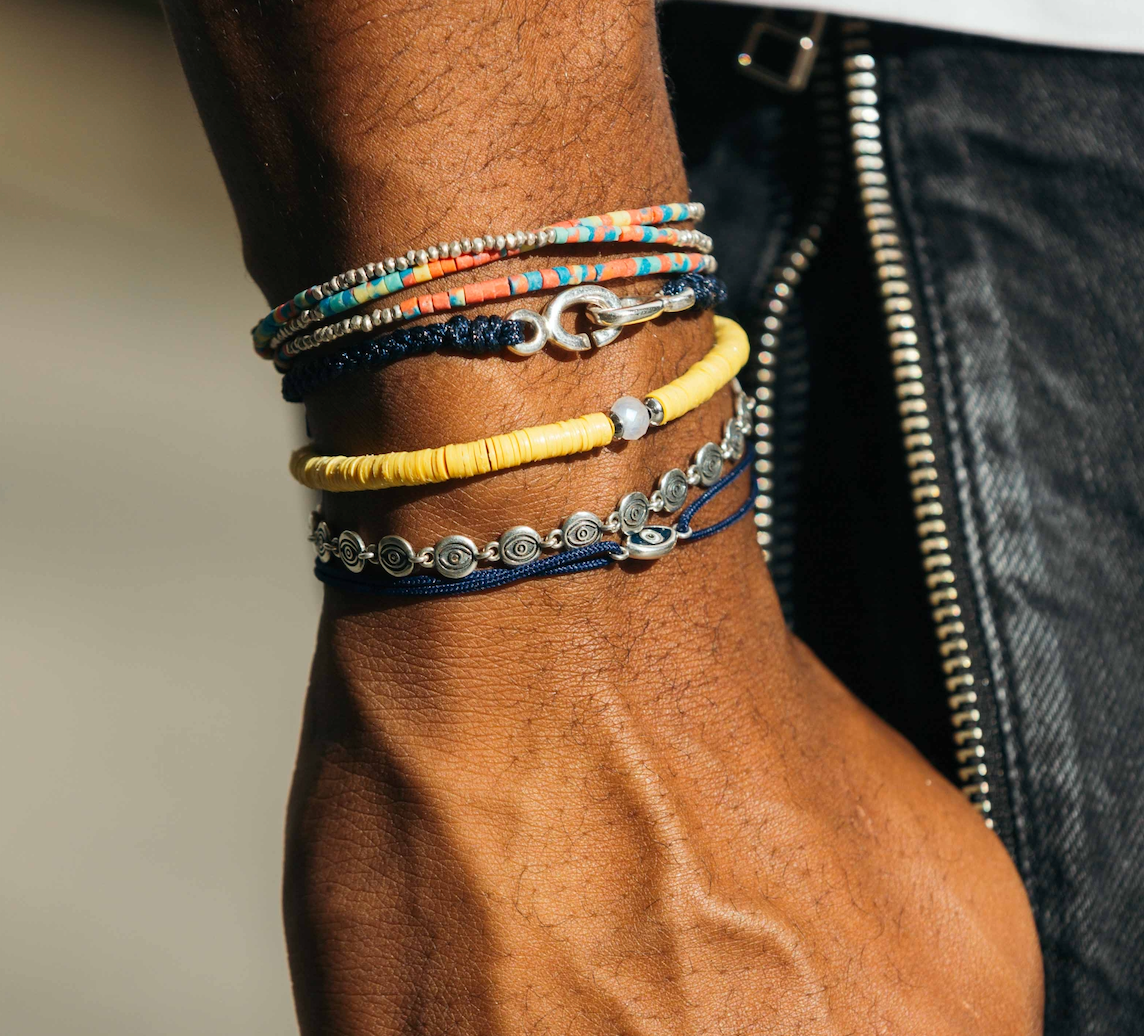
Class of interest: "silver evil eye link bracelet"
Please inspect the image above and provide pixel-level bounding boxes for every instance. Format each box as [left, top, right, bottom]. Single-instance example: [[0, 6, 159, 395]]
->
[[310, 392, 753, 581]]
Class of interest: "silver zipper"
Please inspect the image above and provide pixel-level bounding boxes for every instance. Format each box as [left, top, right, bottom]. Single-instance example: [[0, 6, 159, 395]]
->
[[839, 22, 993, 824], [751, 47, 844, 591]]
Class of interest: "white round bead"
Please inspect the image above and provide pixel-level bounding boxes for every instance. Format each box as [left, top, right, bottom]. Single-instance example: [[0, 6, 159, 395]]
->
[[610, 395, 651, 441]]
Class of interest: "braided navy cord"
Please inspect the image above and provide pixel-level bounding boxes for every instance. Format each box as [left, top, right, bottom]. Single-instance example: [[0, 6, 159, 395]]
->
[[313, 444, 753, 598], [281, 314, 520, 402], [661, 271, 728, 309], [282, 274, 729, 403]]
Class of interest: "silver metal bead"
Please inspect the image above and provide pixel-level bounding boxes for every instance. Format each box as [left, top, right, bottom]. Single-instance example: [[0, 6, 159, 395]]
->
[[658, 469, 689, 512], [336, 530, 369, 573], [450, 241, 462, 258], [433, 535, 478, 579], [427, 246, 439, 261], [645, 397, 666, 426], [625, 525, 678, 560], [438, 242, 450, 256], [525, 231, 538, 247], [694, 442, 725, 486], [376, 535, 416, 578], [395, 256, 408, 271], [494, 234, 506, 251], [616, 491, 650, 534], [505, 233, 517, 250], [562, 512, 604, 548], [385, 257, 397, 273], [471, 236, 484, 252], [500, 526, 542, 567], [461, 238, 472, 252], [415, 249, 429, 266]]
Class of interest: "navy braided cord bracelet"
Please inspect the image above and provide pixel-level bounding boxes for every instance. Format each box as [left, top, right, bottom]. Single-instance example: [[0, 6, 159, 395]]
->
[[282, 273, 728, 403], [313, 442, 753, 598]]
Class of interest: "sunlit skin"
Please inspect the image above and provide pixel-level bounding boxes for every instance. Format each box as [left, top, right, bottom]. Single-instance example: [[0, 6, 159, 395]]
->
[[163, 2, 1044, 1032]]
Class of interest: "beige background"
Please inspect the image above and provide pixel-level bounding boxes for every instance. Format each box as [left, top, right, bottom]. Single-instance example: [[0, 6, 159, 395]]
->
[[0, 1, 317, 1032]]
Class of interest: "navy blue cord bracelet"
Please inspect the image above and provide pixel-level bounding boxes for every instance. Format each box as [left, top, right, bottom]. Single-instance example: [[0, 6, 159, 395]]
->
[[281, 273, 728, 403], [313, 442, 753, 598]]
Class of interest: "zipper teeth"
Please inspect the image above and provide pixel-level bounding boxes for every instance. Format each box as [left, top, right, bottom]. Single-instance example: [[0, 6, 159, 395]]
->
[[753, 55, 844, 606], [840, 23, 993, 825]]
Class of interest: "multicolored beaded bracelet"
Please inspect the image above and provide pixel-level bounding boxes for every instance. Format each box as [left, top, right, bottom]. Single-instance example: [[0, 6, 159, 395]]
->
[[279, 273, 728, 402], [288, 316, 749, 492], [310, 397, 751, 579], [274, 251, 717, 362], [253, 201, 707, 352], [312, 442, 755, 598], [260, 225, 713, 356]]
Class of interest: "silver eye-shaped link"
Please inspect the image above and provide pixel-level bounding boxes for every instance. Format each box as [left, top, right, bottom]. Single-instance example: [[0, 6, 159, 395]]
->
[[501, 526, 543, 566], [336, 530, 369, 573], [624, 525, 678, 560], [562, 511, 604, 548], [376, 535, 416, 578], [309, 520, 334, 563], [434, 535, 479, 579]]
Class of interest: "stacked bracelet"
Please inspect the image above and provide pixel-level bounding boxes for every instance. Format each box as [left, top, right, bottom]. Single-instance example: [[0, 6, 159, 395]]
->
[[312, 415, 752, 592], [288, 317, 749, 492], [311, 393, 749, 578], [254, 201, 707, 352], [280, 273, 728, 402], [314, 443, 755, 597], [274, 252, 717, 362]]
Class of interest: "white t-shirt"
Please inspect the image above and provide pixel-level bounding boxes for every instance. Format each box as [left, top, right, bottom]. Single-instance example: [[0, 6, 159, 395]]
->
[[718, 0, 1144, 54]]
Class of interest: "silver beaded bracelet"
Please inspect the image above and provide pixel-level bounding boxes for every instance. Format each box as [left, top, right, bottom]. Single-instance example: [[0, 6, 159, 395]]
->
[[310, 388, 752, 580], [274, 255, 718, 359], [291, 203, 707, 309]]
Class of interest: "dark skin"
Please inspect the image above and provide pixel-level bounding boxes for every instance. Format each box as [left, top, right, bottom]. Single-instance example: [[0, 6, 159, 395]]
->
[[163, 1, 1044, 1032]]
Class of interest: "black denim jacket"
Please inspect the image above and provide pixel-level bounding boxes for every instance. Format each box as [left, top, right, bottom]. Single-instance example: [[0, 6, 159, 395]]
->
[[664, 7, 1144, 1031]]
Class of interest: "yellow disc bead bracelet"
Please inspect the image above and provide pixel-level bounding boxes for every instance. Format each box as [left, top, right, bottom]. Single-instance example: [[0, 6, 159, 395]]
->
[[289, 315, 749, 493]]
